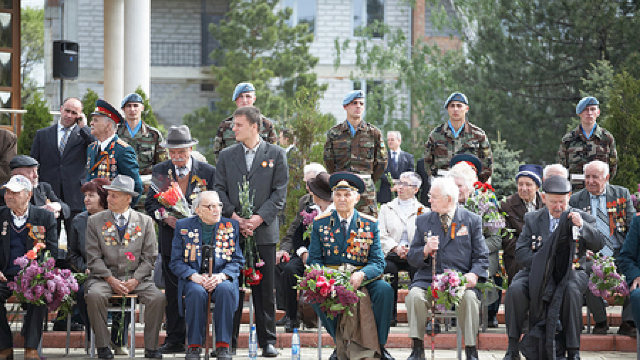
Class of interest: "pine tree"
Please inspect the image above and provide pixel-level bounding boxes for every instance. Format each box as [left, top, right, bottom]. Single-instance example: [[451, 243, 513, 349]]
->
[[490, 134, 522, 199], [81, 88, 99, 120], [134, 87, 163, 132], [18, 93, 51, 155]]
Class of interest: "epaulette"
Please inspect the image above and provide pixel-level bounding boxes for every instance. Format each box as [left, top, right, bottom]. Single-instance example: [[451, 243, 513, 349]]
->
[[358, 212, 378, 223], [116, 138, 130, 147], [314, 211, 332, 221]]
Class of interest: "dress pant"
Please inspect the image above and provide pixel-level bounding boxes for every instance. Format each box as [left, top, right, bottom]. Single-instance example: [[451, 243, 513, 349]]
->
[[0, 280, 47, 351], [77, 282, 127, 345], [405, 286, 480, 346], [232, 244, 276, 348], [488, 274, 503, 318], [85, 280, 165, 350], [282, 256, 305, 320], [630, 289, 640, 328], [184, 280, 239, 346], [383, 252, 416, 320], [275, 261, 287, 311], [162, 254, 186, 345]]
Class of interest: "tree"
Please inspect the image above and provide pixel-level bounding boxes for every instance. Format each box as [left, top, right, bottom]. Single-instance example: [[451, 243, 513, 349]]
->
[[81, 88, 99, 119], [183, 107, 224, 161], [490, 134, 522, 199], [134, 86, 163, 132], [21, 6, 45, 103], [18, 92, 51, 155]]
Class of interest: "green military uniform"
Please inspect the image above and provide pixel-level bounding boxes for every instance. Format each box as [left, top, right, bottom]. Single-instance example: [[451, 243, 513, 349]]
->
[[323, 121, 387, 217], [423, 121, 493, 182], [211, 115, 277, 164], [557, 124, 617, 185]]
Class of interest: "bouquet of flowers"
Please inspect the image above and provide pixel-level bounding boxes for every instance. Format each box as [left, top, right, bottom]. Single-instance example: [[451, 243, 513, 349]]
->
[[151, 177, 193, 218], [301, 206, 319, 240], [588, 253, 630, 305], [295, 264, 364, 320], [465, 181, 509, 237], [8, 243, 79, 317], [238, 176, 264, 288], [430, 269, 468, 311]]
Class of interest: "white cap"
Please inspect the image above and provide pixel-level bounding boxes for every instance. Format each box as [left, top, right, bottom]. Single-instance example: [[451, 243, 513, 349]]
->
[[2, 175, 33, 193]]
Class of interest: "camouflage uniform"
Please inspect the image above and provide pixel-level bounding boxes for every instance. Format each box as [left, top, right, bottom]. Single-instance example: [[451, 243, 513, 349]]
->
[[557, 124, 617, 187], [211, 115, 277, 164], [423, 121, 493, 182], [324, 120, 387, 217]]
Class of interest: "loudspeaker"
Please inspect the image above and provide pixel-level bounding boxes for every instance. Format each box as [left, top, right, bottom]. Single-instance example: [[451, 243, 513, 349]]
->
[[53, 41, 79, 79]]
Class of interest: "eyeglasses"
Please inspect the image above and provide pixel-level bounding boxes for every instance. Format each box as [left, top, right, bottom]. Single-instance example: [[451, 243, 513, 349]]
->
[[200, 203, 222, 211], [427, 194, 447, 200], [396, 182, 416, 188]]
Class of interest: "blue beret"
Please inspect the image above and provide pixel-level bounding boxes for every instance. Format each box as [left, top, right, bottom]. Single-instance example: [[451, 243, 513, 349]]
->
[[516, 164, 543, 187], [449, 154, 482, 175], [342, 90, 365, 106], [91, 99, 124, 124], [329, 171, 366, 194], [232, 83, 255, 101], [120, 93, 143, 108], [576, 96, 599, 115], [444, 92, 468, 108]]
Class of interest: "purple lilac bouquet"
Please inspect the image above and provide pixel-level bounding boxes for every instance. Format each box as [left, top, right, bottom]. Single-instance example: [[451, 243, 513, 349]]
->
[[301, 207, 319, 240], [465, 182, 509, 237], [296, 264, 363, 320], [8, 249, 79, 317], [588, 253, 630, 305], [430, 269, 468, 311]]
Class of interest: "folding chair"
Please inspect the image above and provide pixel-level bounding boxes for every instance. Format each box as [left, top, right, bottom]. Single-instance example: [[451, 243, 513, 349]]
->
[[89, 294, 137, 358]]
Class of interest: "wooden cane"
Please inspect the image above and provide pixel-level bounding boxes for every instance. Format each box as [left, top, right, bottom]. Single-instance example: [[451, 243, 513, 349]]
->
[[429, 231, 436, 360], [204, 245, 214, 360]]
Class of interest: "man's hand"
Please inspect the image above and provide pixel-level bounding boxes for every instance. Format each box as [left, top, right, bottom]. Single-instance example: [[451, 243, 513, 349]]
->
[[0, 271, 6, 282], [243, 215, 264, 236], [276, 251, 288, 265], [123, 278, 139, 293], [350, 271, 365, 289], [464, 273, 478, 289], [567, 211, 583, 228], [631, 276, 640, 291], [106, 276, 128, 296], [394, 245, 409, 259], [77, 113, 87, 128], [423, 235, 439, 258], [164, 216, 178, 229], [301, 252, 309, 265], [42, 202, 62, 218], [190, 273, 206, 287], [586, 249, 594, 261]]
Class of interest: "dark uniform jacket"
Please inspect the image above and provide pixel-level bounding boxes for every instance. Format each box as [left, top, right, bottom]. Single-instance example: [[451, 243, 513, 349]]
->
[[377, 150, 414, 204]]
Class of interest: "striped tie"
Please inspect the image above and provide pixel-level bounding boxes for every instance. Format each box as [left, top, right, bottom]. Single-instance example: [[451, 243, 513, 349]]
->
[[59, 127, 70, 154]]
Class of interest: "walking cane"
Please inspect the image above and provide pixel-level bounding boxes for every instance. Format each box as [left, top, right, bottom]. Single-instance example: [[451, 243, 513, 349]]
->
[[203, 244, 214, 360], [428, 230, 436, 360]]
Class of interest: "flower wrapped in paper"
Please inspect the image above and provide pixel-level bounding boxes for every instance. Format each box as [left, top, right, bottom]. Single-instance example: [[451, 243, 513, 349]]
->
[[588, 253, 630, 305], [151, 180, 193, 218]]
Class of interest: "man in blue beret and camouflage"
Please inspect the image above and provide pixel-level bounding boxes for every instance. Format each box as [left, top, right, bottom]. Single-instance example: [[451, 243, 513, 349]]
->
[[211, 83, 277, 164], [557, 96, 617, 189], [424, 92, 493, 183], [324, 90, 387, 217]]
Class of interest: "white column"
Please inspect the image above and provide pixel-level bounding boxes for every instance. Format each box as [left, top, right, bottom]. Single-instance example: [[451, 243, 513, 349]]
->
[[124, 0, 151, 96], [103, 0, 124, 106]]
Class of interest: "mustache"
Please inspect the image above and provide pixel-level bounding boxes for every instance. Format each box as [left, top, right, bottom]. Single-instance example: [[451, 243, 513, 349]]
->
[[171, 157, 187, 162]]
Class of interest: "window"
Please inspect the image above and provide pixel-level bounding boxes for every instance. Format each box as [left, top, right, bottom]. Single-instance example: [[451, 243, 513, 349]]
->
[[353, 0, 384, 38], [284, 0, 316, 34]]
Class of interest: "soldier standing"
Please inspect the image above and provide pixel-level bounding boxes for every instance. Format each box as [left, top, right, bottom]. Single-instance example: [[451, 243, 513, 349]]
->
[[211, 83, 277, 164], [558, 96, 617, 189], [323, 90, 387, 217], [424, 92, 493, 183]]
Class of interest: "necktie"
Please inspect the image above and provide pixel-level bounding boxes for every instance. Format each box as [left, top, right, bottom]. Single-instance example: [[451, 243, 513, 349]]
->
[[389, 151, 397, 172], [341, 219, 348, 240], [178, 166, 188, 178], [59, 127, 70, 154], [117, 215, 127, 228], [592, 195, 615, 256], [440, 214, 449, 235], [549, 218, 559, 234]]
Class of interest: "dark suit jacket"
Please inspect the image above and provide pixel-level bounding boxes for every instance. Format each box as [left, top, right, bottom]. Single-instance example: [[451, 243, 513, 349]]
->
[[0, 205, 59, 273], [145, 157, 216, 257], [66, 211, 90, 273], [415, 158, 430, 207], [377, 150, 414, 204], [408, 207, 489, 290], [569, 184, 635, 253], [0, 182, 71, 220], [215, 141, 288, 245], [31, 124, 95, 211], [618, 216, 640, 286]]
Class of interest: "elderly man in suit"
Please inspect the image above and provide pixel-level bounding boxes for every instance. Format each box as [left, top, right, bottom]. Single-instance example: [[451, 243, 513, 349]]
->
[[500, 164, 544, 285], [215, 106, 288, 357], [170, 191, 244, 360], [31, 97, 94, 231], [378, 131, 414, 204], [145, 125, 216, 354], [503, 176, 605, 360], [0, 175, 58, 360], [86, 99, 143, 205], [569, 160, 636, 336], [85, 175, 165, 359], [405, 177, 489, 360]]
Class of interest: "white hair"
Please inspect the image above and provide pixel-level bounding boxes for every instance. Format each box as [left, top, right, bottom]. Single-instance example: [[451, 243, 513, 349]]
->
[[448, 162, 477, 189], [543, 164, 568, 180], [584, 160, 609, 177], [303, 163, 326, 178], [193, 191, 220, 210], [387, 131, 401, 142], [400, 171, 422, 188], [431, 177, 459, 205]]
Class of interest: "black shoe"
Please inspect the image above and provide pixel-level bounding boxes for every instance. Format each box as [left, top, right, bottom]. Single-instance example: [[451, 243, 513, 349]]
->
[[285, 318, 300, 333], [390, 318, 398, 327], [262, 344, 278, 357], [158, 342, 186, 354], [488, 315, 499, 328], [407, 346, 425, 360], [145, 349, 163, 358], [425, 321, 441, 335], [97, 347, 114, 359], [502, 350, 521, 360], [186, 347, 201, 360], [380, 346, 394, 360], [329, 348, 337, 360], [465, 346, 479, 360], [276, 315, 289, 326], [451, 317, 457, 327], [53, 320, 84, 331], [618, 321, 637, 337], [216, 347, 232, 360], [592, 321, 609, 334]]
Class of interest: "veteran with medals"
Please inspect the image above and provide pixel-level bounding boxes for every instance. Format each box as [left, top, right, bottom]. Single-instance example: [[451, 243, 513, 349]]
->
[[307, 172, 394, 360], [169, 191, 244, 360], [86, 99, 143, 205]]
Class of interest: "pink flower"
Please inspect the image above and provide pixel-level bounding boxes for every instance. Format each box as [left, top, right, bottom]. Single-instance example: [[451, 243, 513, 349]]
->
[[316, 276, 336, 297], [125, 252, 135, 261]]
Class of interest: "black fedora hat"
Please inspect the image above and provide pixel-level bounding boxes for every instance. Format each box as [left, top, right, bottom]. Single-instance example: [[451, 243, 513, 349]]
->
[[307, 172, 332, 201], [160, 125, 199, 149]]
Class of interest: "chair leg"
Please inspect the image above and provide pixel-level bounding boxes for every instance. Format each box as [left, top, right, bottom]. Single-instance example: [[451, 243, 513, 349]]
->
[[586, 306, 591, 334], [90, 326, 95, 358], [456, 320, 462, 360], [317, 314, 322, 360], [129, 301, 136, 358], [66, 313, 71, 355], [636, 329, 639, 360]]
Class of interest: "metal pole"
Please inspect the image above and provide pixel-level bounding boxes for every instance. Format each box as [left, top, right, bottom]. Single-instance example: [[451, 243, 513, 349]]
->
[[317, 315, 322, 360]]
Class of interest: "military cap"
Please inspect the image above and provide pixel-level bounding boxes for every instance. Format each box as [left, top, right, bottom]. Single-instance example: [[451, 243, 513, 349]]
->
[[307, 172, 332, 201], [160, 125, 199, 149], [3, 175, 32, 192], [576, 96, 599, 115], [232, 82, 255, 101], [10, 155, 39, 170], [91, 99, 124, 124], [342, 90, 365, 106], [542, 175, 571, 195], [120, 93, 143, 109], [449, 154, 482, 175], [444, 92, 468, 108], [329, 171, 365, 194], [516, 164, 543, 187]]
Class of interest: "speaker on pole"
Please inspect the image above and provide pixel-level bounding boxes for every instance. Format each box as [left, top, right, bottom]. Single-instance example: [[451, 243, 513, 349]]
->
[[53, 41, 79, 79]]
